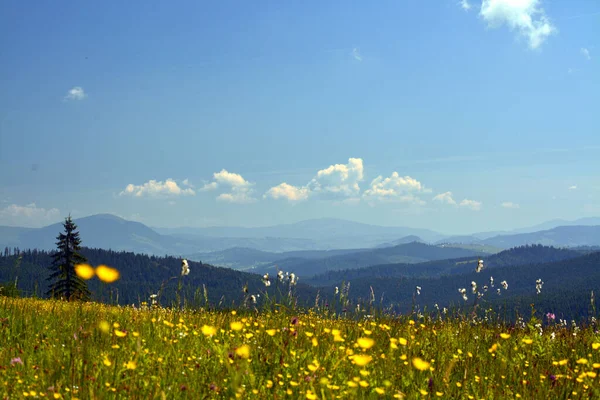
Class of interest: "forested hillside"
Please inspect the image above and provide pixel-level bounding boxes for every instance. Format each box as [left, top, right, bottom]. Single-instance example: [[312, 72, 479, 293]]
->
[[307, 245, 583, 285], [0, 248, 317, 307], [319, 250, 600, 321], [252, 242, 485, 277]]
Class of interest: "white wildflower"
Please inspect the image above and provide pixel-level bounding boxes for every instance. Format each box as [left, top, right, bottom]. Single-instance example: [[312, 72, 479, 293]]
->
[[501, 280, 508, 290], [288, 273, 298, 286], [262, 273, 271, 287], [476, 259, 484, 273], [181, 259, 190, 276], [535, 278, 543, 294]]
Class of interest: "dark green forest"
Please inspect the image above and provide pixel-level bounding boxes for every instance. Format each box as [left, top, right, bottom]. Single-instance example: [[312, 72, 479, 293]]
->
[[2, 244, 600, 322], [0, 247, 318, 308], [306, 244, 584, 285]]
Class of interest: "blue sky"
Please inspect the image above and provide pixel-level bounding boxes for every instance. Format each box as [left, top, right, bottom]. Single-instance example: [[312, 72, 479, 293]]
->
[[0, 0, 598, 234]]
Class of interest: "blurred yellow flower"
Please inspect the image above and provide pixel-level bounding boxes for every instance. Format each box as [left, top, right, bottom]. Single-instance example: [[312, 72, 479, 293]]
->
[[266, 329, 276, 336], [98, 320, 110, 334], [114, 329, 127, 338], [357, 337, 375, 349], [96, 265, 120, 283], [230, 321, 243, 331], [412, 357, 430, 371], [202, 325, 216, 336], [353, 355, 373, 366], [74, 264, 95, 280], [236, 345, 250, 359], [125, 361, 137, 370], [500, 333, 511, 339]]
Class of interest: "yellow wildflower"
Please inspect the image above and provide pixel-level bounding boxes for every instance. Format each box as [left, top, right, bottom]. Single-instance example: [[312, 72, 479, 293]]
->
[[95, 265, 120, 283], [74, 264, 95, 280], [236, 344, 250, 359], [202, 325, 216, 336], [357, 337, 375, 349], [230, 321, 243, 331], [412, 357, 430, 371], [353, 355, 373, 366]]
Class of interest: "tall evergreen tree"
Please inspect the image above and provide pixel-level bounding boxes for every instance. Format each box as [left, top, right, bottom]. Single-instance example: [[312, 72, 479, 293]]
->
[[47, 216, 91, 300]]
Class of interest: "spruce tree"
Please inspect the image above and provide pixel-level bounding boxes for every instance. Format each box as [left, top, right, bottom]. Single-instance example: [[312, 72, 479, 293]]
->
[[47, 215, 91, 300]]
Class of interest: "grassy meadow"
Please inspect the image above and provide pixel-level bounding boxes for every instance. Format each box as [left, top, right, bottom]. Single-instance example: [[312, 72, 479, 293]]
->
[[2, 295, 600, 399]]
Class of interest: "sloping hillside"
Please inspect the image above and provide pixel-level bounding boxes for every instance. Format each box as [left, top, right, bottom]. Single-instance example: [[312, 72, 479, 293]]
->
[[0, 248, 317, 306], [320, 251, 600, 320], [307, 245, 584, 286], [252, 242, 484, 277], [482, 225, 600, 248]]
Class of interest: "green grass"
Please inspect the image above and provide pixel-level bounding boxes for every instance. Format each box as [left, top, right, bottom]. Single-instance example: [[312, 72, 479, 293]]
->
[[1, 296, 600, 399]]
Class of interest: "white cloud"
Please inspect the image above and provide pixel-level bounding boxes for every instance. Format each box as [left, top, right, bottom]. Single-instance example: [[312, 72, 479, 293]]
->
[[0, 203, 60, 227], [203, 169, 256, 203], [569, 185, 577, 190], [433, 192, 457, 206], [581, 47, 591, 60], [460, 199, 483, 211], [217, 192, 256, 204], [308, 158, 364, 197], [266, 158, 364, 202], [64, 86, 87, 101], [213, 169, 252, 188], [480, 0, 557, 49], [460, 0, 472, 11], [182, 178, 194, 188], [119, 179, 195, 197], [501, 201, 520, 209], [199, 182, 218, 192], [264, 183, 310, 202], [352, 48, 362, 61], [363, 172, 428, 204]]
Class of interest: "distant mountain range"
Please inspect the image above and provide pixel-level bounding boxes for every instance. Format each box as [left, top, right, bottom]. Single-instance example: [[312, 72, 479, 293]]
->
[[439, 225, 600, 249], [2, 214, 600, 266], [247, 242, 487, 277], [153, 218, 445, 242], [0, 214, 448, 255], [439, 217, 600, 246]]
